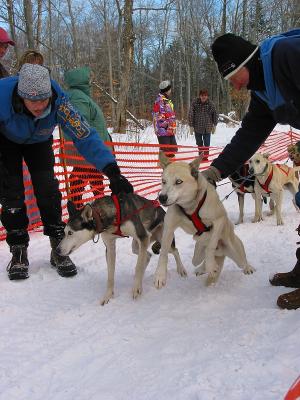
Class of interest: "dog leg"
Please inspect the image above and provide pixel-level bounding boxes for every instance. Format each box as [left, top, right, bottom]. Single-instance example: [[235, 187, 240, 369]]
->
[[169, 241, 187, 277], [224, 234, 255, 275], [204, 218, 226, 285], [267, 198, 275, 216], [205, 256, 225, 285], [274, 191, 284, 225], [132, 236, 150, 299], [100, 235, 117, 305], [236, 193, 244, 225], [192, 240, 205, 267], [154, 225, 176, 289], [252, 193, 263, 223]]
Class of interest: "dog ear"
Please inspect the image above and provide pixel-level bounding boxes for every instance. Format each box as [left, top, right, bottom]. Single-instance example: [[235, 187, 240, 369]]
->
[[189, 157, 201, 180], [263, 153, 270, 159], [81, 205, 93, 223], [67, 200, 78, 217], [159, 151, 171, 169]]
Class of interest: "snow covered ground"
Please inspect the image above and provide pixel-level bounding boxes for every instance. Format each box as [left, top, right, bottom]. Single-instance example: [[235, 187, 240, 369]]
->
[[0, 124, 299, 400]]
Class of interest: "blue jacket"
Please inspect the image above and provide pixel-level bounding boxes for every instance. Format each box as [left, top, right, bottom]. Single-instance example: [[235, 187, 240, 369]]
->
[[212, 29, 300, 177], [0, 76, 115, 171]]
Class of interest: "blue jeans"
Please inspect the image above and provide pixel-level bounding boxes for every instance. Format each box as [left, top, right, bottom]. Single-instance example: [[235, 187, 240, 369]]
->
[[295, 191, 300, 208], [195, 133, 211, 156]]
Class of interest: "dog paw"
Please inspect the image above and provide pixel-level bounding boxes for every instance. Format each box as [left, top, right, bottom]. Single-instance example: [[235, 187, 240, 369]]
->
[[276, 219, 284, 226], [154, 273, 167, 289], [195, 263, 206, 276], [252, 216, 263, 223], [132, 285, 143, 299], [177, 265, 187, 277], [100, 290, 114, 306], [205, 269, 220, 286], [243, 265, 256, 274]]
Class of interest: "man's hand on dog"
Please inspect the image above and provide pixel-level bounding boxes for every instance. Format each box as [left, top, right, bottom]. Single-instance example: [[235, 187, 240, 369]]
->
[[103, 163, 134, 195], [202, 166, 222, 186]]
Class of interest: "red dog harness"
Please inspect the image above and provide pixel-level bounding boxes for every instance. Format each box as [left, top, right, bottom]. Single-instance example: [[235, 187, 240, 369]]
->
[[179, 191, 211, 236], [258, 168, 273, 193]]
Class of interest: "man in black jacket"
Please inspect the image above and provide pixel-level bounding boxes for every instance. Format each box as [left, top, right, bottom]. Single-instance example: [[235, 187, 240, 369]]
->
[[203, 29, 300, 310]]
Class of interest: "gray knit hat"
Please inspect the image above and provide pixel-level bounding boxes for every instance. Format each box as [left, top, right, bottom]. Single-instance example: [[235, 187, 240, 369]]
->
[[18, 63, 52, 100]]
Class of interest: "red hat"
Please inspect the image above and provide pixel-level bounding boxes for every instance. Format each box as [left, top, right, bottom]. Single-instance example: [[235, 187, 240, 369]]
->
[[0, 28, 15, 46]]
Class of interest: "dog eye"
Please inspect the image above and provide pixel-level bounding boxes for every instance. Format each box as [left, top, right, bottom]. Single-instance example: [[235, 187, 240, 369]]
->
[[256, 160, 260, 164], [162, 179, 166, 185], [175, 179, 183, 185], [68, 231, 73, 236]]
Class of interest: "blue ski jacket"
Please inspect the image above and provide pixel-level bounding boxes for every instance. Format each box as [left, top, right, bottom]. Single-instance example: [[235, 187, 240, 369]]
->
[[0, 76, 115, 171]]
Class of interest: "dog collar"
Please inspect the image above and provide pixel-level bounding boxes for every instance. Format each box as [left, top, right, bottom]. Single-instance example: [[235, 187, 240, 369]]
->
[[91, 207, 104, 233], [179, 190, 211, 236]]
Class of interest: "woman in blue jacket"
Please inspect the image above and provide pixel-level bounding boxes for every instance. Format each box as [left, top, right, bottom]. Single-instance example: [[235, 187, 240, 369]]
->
[[0, 63, 133, 280], [203, 30, 300, 310]]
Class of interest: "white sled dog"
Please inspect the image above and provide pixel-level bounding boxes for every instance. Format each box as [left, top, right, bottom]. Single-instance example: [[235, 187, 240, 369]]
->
[[154, 152, 255, 288], [57, 194, 186, 305], [249, 152, 300, 225]]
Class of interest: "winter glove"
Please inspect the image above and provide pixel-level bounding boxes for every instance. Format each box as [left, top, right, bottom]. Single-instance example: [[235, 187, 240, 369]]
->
[[202, 166, 222, 186], [211, 125, 216, 134], [189, 126, 194, 135], [103, 163, 134, 195]]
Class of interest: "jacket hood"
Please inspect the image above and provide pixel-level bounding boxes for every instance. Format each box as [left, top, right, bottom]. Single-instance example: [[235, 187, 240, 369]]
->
[[64, 66, 91, 96]]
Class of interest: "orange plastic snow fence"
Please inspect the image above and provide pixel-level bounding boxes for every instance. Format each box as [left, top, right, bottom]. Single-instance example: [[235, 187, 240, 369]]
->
[[284, 375, 300, 400], [0, 129, 299, 241]]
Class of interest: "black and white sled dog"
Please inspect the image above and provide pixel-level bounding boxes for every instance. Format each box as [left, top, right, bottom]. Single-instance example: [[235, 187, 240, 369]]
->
[[57, 194, 186, 305], [229, 164, 274, 225]]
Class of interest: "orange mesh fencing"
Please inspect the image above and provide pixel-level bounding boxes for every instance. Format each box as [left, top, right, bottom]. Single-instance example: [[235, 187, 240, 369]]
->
[[0, 129, 299, 241]]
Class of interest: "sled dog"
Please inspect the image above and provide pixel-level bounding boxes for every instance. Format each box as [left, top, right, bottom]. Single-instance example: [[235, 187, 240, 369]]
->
[[249, 152, 300, 225], [154, 151, 255, 288], [57, 194, 186, 305], [229, 164, 274, 225]]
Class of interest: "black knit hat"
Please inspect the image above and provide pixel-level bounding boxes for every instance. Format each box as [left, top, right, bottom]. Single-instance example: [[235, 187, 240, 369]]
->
[[211, 33, 258, 80], [159, 80, 172, 93]]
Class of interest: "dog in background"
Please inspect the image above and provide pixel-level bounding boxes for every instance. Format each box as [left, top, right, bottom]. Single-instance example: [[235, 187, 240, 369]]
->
[[249, 152, 300, 225], [287, 141, 300, 180], [229, 164, 274, 225], [57, 194, 186, 305], [154, 151, 254, 288]]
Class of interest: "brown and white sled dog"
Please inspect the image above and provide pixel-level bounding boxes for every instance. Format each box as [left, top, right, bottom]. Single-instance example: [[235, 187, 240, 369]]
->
[[249, 152, 300, 225], [154, 152, 255, 288], [57, 194, 186, 305]]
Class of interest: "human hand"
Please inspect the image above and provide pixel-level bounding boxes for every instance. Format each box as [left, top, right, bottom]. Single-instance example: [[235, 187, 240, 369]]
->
[[103, 163, 134, 194], [202, 166, 222, 186]]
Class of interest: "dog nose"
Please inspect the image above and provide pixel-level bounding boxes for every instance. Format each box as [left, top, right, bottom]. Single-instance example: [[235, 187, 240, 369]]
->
[[158, 194, 168, 204]]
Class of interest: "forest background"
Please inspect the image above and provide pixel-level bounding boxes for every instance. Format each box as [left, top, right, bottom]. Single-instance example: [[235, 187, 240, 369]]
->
[[0, 0, 299, 132]]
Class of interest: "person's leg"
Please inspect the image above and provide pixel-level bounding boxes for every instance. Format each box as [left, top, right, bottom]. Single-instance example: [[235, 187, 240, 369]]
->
[[88, 168, 105, 199], [270, 247, 300, 288], [203, 134, 211, 159], [24, 138, 77, 277], [195, 133, 204, 156], [0, 135, 29, 279], [157, 136, 176, 157]]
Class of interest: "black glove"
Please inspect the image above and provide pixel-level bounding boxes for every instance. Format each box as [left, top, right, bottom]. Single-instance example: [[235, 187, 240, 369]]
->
[[103, 163, 134, 195]]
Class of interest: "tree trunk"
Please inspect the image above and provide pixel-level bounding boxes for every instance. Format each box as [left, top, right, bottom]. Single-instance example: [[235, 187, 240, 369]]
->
[[115, 0, 135, 133], [23, 0, 34, 48]]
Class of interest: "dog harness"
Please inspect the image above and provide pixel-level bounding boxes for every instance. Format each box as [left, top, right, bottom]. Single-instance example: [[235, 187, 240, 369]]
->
[[258, 167, 273, 193], [111, 195, 161, 237], [179, 191, 211, 236]]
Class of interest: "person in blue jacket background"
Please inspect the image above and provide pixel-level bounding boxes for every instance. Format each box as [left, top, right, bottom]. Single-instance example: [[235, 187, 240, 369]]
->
[[0, 63, 133, 281], [202, 29, 300, 310]]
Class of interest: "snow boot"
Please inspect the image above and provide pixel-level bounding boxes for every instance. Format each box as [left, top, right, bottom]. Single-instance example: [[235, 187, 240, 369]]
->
[[7, 245, 29, 280], [49, 237, 77, 278], [269, 248, 300, 288], [277, 288, 300, 310]]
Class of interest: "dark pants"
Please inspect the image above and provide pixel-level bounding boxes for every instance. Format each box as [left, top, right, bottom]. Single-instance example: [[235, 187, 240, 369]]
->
[[0, 135, 63, 247], [157, 135, 178, 157], [195, 133, 211, 156]]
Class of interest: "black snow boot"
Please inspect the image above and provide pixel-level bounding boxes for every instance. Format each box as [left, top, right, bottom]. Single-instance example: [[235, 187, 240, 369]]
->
[[7, 245, 29, 280], [270, 248, 300, 288], [49, 237, 77, 278]]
